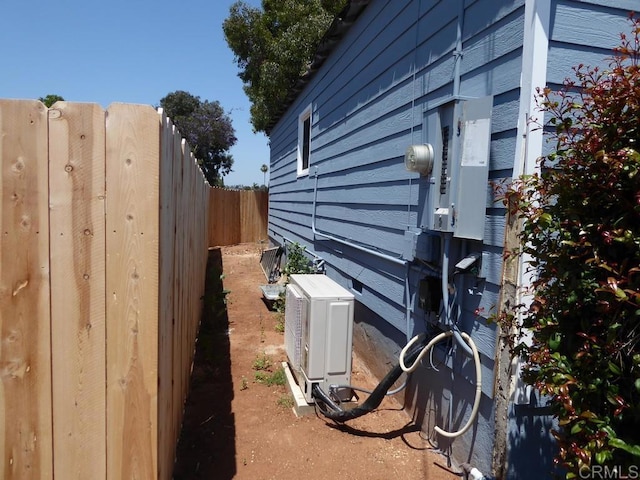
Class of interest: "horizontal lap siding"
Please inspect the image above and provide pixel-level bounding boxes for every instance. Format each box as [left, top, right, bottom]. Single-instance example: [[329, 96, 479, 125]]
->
[[270, 0, 448, 331], [269, 0, 525, 343], [546, 0, 636, 85], [268, 1, 528, 472]]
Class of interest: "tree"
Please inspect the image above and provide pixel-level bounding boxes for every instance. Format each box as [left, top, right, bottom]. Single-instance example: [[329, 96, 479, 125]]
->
[[223, 0, 347, 133], [39, 94, 64, 107], [159, 91, 237, 186], [260, 163, 268, 186], [498, 16, 640, 476]]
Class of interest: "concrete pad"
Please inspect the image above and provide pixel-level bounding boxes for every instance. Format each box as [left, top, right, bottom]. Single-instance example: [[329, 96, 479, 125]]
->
[[282, 361, 316, 417]]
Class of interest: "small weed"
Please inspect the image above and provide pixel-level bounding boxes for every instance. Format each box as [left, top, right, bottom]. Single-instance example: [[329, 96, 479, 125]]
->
[[277, 394, 294, 409], [274, 312, 285, 333], [254, 371, 270, 384], [269, 366, 286, 386], [252, 352, 272, 371], [240, 376, 248, 391], [254, 366, 286, 386]]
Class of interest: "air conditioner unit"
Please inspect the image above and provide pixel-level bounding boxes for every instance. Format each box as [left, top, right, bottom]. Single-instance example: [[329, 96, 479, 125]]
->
[[284, 274, 354, 403]]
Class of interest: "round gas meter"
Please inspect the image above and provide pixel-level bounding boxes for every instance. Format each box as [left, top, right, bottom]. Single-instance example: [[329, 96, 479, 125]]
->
[[404, 144, 434, 175]]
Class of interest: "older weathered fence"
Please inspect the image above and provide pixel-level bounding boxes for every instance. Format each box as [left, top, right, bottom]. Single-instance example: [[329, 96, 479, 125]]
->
[[0, 99, 210, 480], [208, 187, 268, 246]]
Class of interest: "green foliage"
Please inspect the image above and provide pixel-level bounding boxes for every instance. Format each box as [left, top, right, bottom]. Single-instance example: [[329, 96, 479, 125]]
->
[[223, 0, 347, 133], [282, 242, 315, 276], [39, 94, 64, 107], [159, 90, 237, 186], [252, 352, 272, 371], [272, 242, 317, 315], [255, 366, 287, 386], [498, 16, 640, 476]]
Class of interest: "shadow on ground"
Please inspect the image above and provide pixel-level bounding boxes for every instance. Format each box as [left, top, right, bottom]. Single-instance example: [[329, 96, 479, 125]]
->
[[173, 248, 236, 479]]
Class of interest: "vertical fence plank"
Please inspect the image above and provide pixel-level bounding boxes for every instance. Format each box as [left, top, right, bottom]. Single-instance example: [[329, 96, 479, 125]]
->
[[0, 99, 52, 479], [105, 103, 160, 480], [48, 102, 107, 479], [240, 190, 268, 243], [157, 111, 177, 480], [172, 137, 185, 457], [182, 149, 194, 402]]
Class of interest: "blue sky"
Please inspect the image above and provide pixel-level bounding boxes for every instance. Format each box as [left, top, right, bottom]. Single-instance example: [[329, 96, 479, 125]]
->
[[0, 0, 270, 187]]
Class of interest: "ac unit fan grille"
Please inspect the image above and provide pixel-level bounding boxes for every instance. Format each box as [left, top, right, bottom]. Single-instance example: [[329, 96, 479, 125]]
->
[[284, 284, 304, 373]]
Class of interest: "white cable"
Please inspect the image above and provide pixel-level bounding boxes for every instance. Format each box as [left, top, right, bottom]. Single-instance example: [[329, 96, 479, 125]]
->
[[434, 332, 482, 438], [398, 331, 482, 439], [400, 332, 444, 373]]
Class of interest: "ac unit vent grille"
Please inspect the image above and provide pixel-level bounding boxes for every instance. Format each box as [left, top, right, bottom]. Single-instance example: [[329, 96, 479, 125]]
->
[[284, 284, 304, 373]]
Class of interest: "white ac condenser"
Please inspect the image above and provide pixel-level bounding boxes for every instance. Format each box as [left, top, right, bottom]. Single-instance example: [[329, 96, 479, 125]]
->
[[284, 274, 355, 403]]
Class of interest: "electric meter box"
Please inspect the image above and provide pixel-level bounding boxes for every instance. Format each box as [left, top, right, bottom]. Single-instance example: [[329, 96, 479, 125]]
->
[[420, 96, 493, 241]]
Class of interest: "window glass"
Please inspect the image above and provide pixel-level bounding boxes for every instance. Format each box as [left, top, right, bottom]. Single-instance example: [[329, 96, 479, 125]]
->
[[297, 105, 311, 176]]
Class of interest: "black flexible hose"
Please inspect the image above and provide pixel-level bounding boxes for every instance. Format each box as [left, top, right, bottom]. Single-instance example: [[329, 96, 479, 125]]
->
[[313, 335, 429, 423], [312, 383, 343, 413]]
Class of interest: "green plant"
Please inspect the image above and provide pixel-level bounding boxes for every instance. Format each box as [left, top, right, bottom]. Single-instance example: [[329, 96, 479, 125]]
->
[[271, 242, 316, 333], [252, 352, 272, 371], [283, 242, 315, 276], [253, 371, 270, 384], [254, 366, 287, 386], [240, 376, 249, 391], [497, 16, 640, 476]]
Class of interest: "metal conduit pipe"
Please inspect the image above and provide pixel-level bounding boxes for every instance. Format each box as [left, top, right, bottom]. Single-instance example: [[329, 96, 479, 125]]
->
[[442, 233, 474, 356]]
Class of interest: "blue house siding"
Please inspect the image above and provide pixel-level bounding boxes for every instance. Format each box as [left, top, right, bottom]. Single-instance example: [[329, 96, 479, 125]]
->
[[269, 0, 526, 474], [267, 0, 638, 476]]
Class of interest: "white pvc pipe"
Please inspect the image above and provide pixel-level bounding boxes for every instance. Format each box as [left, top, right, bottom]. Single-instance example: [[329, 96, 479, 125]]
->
[[399, 331, 482, 439]]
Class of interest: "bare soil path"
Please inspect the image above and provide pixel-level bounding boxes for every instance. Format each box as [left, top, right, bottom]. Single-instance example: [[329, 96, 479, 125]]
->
[[173, 243, 460, 480]]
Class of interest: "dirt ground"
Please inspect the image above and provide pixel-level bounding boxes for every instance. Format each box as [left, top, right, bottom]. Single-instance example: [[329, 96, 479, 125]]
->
[[173, 243, 461, 480]]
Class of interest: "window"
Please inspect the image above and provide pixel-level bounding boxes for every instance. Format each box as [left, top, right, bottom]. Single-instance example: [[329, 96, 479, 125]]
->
[[297, 105, 311, 176]]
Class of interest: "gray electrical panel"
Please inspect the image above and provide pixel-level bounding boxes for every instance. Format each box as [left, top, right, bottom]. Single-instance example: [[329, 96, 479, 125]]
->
[[419, 96, 492, 241]]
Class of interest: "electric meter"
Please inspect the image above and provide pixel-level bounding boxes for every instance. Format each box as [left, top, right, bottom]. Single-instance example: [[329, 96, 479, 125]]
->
[[404, 144, 434, 175]]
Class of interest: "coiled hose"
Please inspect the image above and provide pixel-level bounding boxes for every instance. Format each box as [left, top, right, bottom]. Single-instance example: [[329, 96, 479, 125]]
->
[[312, 335, 430, 423]]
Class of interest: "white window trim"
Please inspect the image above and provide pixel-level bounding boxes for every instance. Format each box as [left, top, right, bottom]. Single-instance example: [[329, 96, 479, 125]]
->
[[297, 104, 312, 177]]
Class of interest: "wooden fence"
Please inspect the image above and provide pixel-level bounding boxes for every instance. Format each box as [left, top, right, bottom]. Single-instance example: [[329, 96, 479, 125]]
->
[[0, 99, 210, 480], [208, 187, 269, 246]]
